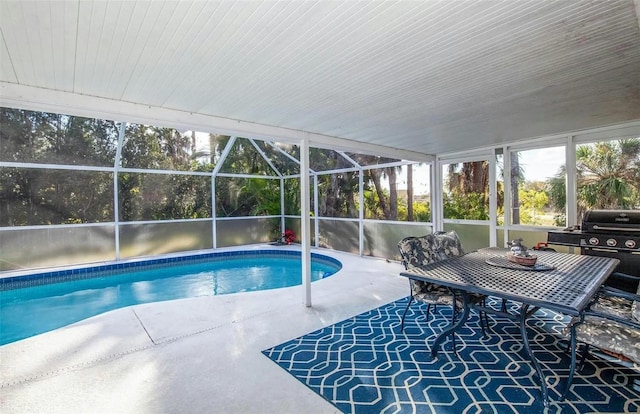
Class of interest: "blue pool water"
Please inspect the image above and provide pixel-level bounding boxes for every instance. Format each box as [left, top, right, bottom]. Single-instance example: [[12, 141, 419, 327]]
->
[[0, 251, 341, 345]]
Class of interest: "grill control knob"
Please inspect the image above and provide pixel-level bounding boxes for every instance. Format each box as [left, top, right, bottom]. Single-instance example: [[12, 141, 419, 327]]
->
[[625, 239, 637, 249], [588, 237, 599, 246], [606, 238, 617, 247]]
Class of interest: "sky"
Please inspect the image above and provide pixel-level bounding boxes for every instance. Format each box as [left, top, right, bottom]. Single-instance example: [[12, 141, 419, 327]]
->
[[518, 146, 566, 182], [396, 146, 567, 195]]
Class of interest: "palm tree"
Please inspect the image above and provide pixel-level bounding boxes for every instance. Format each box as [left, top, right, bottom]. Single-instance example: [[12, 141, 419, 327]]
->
[[510, 152, 522, 224], [548, 138, 640, 222], [354, 154, 401, 220], [445, 161, 490, 219], [447, 161, 488, 195], [407, 164, 414, 221], [575, 139, 640, 216]]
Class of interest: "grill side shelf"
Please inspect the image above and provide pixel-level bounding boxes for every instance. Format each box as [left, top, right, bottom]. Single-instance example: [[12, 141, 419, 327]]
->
[[547, 230, 581, 247]]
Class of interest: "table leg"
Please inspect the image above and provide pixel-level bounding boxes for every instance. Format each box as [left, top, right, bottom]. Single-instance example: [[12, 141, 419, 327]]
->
[[519, 304, 549, 407], [430, 290, 470, 358], [560, 320, 579, 401]]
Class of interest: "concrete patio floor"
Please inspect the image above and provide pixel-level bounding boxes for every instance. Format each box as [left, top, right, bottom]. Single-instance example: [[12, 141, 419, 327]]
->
[[1, 248, 407, 413]]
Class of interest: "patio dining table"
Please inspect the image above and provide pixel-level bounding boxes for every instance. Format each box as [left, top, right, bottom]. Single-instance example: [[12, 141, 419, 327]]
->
[[399, 248, 620, 406]]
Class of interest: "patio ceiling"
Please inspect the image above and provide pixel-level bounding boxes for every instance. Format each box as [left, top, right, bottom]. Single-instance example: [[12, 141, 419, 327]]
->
[[1, 0, 639, 159]]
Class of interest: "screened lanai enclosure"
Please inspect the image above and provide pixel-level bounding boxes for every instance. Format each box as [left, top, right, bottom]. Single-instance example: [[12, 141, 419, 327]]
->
[[2, 107, 639, 273], [1, 0, 640, 274], [1, 107, 437, 270]]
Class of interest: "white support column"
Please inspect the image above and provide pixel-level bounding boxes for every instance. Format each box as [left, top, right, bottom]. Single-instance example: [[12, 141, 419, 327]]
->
[[502, 145, 511, 247], [489, 148, 498, 247], [314, 174, 319, 247], [300, 138, 312, 307], [211, 174, 217, 249], [431, 161, 442, 232], [359, 169, 364, 256], [566, 136, 578, 226]]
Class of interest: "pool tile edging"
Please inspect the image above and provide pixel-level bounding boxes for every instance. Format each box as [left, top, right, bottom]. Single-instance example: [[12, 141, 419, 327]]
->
[[0, 250, 341, 291]]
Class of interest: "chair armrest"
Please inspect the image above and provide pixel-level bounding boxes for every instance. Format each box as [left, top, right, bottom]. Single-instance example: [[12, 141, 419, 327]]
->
[[609, 271, 640, 282], [598, 286, 640, 302], [583, 308, 640, 330]]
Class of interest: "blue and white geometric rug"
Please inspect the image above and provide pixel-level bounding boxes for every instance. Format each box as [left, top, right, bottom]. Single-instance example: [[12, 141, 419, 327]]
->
[[262, 298, 640, 414]]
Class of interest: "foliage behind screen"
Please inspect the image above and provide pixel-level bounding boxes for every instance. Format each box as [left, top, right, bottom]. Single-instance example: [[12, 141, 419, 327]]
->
[[1, 107, 432, 227]]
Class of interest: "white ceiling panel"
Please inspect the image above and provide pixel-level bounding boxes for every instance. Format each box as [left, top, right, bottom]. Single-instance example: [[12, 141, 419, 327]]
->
[[0, 28, 16, 84], [1, 0, 639, 156]]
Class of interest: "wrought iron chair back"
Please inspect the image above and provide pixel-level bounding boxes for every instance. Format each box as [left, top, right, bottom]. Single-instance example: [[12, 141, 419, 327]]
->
[[397, 231, 487, 341]]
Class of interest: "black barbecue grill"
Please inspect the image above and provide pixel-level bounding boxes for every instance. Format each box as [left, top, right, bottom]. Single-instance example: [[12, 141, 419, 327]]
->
[[547, 209, 640, 292]]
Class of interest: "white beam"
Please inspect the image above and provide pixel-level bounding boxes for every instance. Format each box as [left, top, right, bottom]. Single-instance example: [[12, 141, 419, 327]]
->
[[0, 82, 434, 163]]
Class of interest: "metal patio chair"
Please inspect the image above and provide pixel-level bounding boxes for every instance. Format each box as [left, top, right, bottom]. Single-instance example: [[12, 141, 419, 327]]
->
[[567, 272, 640, 369], [397, 231, 488, 347]]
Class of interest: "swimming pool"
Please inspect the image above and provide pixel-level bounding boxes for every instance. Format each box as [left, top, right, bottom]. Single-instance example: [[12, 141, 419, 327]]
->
[[0, 250, 342, 345]]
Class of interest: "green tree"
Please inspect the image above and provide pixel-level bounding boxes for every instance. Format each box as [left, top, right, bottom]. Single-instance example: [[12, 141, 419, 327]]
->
[[548, 138, 640, 223], [576, 139, 639, 213], [510, 153, 525, 224], [443, 192, 489, 220], [519, 188, 549, 225], [119, 124, 211, 221], [444, 161, 489, 220], [356, 155, 402, 221], [0, 108, 117, 225], [313, 149, 359, 218], [215, 138, 284, 217]]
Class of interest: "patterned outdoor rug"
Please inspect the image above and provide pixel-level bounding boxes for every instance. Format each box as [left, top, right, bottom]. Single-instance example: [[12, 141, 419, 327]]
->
[[262, 298, 639, 414]]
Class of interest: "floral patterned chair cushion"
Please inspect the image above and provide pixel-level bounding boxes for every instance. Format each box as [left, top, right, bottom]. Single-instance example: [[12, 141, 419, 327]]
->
[[433, 231, 486, 305], [591, 293, 634, 320], [397, 231, 484, 309], [595, 273, 640, 324], [398, 234, 458, 307], [434, 230, 465, 259], [566, 280, 640, 365], [397, 234, 441, 268], [569, 315, 640, 365]]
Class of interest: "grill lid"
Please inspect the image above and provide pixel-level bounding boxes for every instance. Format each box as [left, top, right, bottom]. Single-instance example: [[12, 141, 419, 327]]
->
[[582, 209, 640, 233]]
